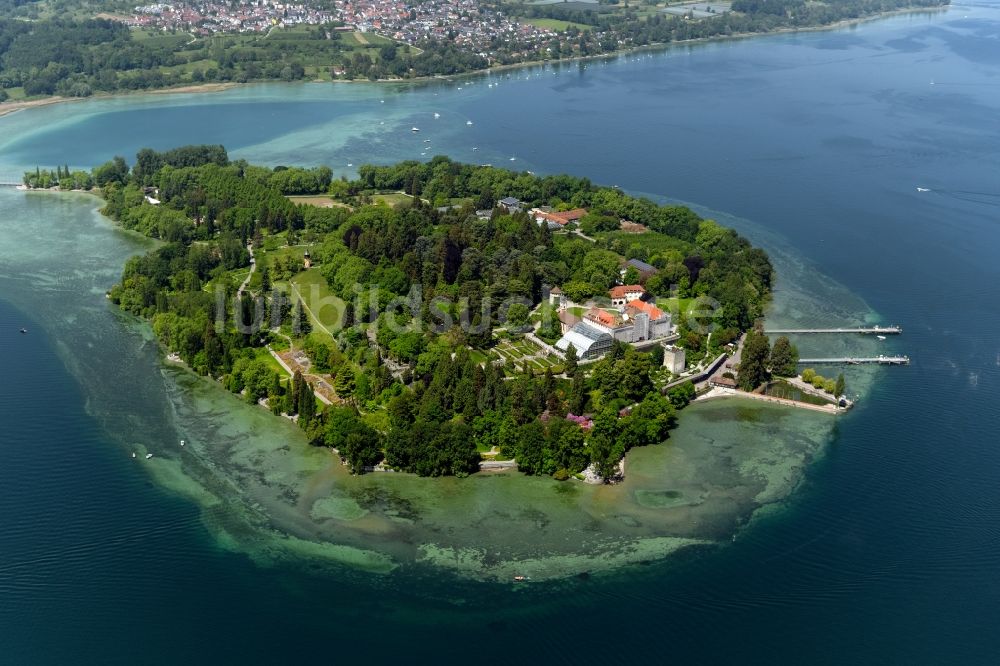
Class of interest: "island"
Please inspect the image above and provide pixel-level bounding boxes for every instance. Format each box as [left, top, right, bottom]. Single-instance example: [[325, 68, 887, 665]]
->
[[0, 0, 948, 106], [32, 145, 803, 482], [23, 145, 868, 483]]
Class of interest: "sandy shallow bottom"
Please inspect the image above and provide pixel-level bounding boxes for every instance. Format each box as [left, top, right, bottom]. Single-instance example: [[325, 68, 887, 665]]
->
[[140, 360, 857, 582]]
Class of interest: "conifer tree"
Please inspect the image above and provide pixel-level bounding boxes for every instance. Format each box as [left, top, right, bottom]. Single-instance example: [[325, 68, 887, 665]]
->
[[564, 343, 578, 375]]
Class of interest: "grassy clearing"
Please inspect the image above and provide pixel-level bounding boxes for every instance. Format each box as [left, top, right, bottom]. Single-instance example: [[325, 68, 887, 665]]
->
[[289, 268, 346, 336], [349, 31, 395, 47], [656, 297, 696, 318], [255, 347, 291, 380], [371, 192, 413, 207], [257, 243, 313, 268], [285, 195, 348, 208]]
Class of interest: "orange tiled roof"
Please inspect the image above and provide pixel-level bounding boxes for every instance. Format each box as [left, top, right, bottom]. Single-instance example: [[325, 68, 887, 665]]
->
[[551, 208, 587, 223], [626, 299, 666, 320], [609, 284, 645, 300], [533, 207, 588, 226], [585, 308, 622, 328]]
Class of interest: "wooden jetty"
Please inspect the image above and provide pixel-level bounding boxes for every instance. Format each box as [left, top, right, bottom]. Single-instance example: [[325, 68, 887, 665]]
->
[[798, 356, 910, 366], [765, 326, 901, 335]]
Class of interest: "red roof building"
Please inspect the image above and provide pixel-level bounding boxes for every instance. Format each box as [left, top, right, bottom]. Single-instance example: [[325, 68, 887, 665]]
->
[[609, 284, 646, 306], [625, 299, 667, 322]]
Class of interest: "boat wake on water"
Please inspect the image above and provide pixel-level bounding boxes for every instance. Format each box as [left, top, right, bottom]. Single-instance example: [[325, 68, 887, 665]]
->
[[917, 186, 1000, 207]]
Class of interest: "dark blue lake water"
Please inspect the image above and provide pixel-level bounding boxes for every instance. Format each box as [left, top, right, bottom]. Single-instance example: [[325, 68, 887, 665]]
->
[[2, 4, 999, 663]]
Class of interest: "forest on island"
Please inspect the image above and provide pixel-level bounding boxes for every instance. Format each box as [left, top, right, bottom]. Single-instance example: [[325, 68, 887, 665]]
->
[[77, 146, 772, 480]]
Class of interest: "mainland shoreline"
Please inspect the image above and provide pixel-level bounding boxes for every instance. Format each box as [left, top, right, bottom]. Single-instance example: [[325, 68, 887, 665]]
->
[[0, 6, 946, 119]]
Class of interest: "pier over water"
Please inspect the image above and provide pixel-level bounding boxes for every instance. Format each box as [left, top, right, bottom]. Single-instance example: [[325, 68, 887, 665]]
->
[[799, 356, 910, 366], [765, 326, 902, 335]]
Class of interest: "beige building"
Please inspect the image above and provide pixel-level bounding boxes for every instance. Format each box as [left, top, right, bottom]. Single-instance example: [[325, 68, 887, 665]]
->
[[662, 345, 686, 374]]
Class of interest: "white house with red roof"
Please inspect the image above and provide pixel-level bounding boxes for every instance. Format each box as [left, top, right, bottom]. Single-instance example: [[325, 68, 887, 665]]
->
[[609, 284, 646, 307]]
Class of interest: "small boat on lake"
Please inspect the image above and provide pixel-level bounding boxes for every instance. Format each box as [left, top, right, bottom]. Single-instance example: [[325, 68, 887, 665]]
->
[[145, 453, 154, 460], [877, 335, 887, 340], [411, 127, 420, 132], [513, 575, 528, 582], [19, 328, 27, 334]]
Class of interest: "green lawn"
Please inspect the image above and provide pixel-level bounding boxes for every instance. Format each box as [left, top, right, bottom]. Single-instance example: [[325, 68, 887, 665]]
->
[[371, 192, 413, 207], [255, 347, 291, 381], [289, 268, 346, 337], [656, 297, 696, 317], [257, 243, 313, 267]]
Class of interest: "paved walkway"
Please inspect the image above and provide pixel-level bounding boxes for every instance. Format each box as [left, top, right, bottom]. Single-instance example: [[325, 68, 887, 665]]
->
[[237, 243, 255, 297], [698, 386, 845, 414], [288, 280, 335, 337]]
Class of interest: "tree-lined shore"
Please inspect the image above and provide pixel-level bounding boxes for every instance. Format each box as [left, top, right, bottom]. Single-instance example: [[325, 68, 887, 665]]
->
[[0, 0, 948, 107]]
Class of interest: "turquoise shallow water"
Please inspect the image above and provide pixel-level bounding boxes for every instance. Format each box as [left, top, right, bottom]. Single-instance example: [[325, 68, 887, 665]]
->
[[2, 3, 1000, 662]]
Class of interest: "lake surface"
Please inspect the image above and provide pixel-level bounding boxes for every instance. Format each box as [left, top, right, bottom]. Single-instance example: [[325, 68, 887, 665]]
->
[[2, 3, 1000, 662]]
